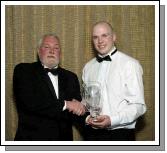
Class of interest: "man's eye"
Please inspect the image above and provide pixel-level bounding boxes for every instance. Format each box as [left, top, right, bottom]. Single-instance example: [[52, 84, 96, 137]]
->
[[93, 36, 98, 39], [102, 34, 108, 38], [43, 46, 50, 49]]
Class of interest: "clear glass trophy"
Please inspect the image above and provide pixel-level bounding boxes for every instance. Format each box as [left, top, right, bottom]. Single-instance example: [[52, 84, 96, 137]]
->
[[82, 81, 102, 121]]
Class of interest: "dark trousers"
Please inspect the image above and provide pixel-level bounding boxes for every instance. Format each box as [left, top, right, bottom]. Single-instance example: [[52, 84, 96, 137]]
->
[[84, 126, 135, 141]]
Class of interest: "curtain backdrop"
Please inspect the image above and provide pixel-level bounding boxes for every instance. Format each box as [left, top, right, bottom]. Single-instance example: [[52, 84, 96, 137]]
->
[[5, 5, 155, 141]]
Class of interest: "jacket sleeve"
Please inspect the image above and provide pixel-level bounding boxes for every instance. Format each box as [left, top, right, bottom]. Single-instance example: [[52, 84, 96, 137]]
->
[[67, 73, 89, 134]]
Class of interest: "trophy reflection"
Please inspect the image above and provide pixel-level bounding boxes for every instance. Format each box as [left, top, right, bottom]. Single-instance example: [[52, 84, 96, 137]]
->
[[82, 81, 102, 121]]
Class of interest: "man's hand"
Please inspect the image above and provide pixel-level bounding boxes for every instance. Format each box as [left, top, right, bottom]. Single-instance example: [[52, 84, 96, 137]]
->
[[65, 99, 86, 116], [86, 115, 111, 129]]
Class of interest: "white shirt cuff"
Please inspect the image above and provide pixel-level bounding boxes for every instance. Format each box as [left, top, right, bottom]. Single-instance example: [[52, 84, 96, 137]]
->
[[109, 114, 120, 128], [63, 100, 67, 111]]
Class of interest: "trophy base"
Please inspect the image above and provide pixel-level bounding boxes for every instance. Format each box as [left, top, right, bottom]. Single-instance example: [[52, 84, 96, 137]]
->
[[92, 118, 98, 122]]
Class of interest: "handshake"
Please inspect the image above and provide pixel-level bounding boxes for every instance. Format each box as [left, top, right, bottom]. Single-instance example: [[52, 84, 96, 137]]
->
[[65, 99, 86, 116]]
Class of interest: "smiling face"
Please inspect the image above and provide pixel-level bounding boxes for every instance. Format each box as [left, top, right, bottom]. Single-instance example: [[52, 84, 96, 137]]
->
[[38, 35, 61, 68], [92, 22, 116, 56]]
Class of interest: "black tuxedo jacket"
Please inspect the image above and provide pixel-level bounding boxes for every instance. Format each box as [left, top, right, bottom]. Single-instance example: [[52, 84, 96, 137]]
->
[[13, 61, 83, 141]]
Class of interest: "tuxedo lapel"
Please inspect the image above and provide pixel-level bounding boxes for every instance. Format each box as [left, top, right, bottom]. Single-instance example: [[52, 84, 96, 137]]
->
[[35, 62, 58, 100], [58, 68, 66, 100], [43, 74, 58, 100]]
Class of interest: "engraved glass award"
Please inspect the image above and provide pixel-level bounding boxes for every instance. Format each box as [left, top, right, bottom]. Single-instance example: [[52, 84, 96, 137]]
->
[[82, 81, 102, 121]]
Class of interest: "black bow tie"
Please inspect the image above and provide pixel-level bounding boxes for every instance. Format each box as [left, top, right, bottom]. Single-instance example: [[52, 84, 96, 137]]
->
[[44, 68, 59, 75], [96, 55, 111, 63], [96, 49, 117, 63]]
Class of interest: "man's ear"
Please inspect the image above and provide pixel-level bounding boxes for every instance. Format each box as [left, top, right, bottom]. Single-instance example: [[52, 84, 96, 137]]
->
[[112, 33, 117, 42]]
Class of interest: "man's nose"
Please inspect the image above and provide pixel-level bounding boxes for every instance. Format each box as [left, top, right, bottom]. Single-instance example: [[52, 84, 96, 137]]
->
[[49, 48, 55, 54], [98, 37, 103, 43]]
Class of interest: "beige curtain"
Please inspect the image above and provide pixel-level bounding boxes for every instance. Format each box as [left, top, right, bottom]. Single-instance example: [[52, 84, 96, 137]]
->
[[5, 5, 155, 141]]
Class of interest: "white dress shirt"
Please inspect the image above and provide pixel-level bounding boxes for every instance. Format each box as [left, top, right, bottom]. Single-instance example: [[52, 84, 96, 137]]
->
[[82, 47, 147, 130], [43, 65, 59, 98], [48, 72, 59, 99], [44, 65, 68, 110]]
